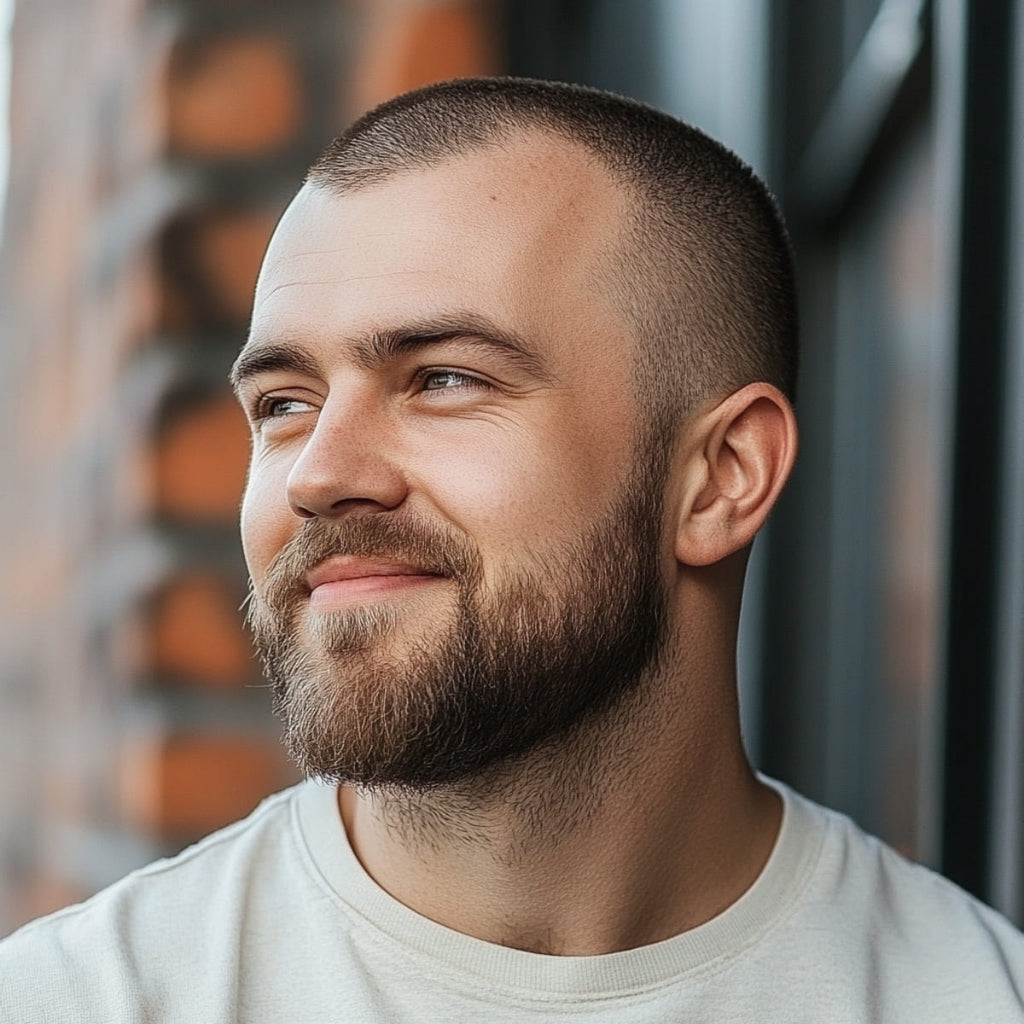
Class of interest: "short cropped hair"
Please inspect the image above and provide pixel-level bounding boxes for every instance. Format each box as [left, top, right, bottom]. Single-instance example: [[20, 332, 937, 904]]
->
[[308, 77, 798, 425]]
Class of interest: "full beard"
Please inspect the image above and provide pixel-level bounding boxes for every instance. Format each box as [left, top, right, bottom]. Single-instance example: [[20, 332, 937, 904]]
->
[[247, 456, 669, 791]]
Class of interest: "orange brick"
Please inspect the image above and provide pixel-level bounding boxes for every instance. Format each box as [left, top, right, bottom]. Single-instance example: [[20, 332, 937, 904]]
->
[[155, 268, 194, 333], [192, 209, 279, 325], [350, 0, 499, 115], [167, 34, 303, 156], [121, 732, 289, 838], [149, 574, 253, 687], [155, 394, 251, 521]]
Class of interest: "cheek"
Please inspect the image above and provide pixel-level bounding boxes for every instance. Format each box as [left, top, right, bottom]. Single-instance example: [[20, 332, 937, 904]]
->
[[239, 459, 295, 585], [406, 428, 614, 556]]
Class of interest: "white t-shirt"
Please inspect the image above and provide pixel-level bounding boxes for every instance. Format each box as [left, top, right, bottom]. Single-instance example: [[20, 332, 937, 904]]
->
[[2, 778, 1023, 1022]]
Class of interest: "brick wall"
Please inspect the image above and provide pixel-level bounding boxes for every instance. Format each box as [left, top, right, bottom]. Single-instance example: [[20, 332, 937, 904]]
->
[[0, 0, 499, 935]]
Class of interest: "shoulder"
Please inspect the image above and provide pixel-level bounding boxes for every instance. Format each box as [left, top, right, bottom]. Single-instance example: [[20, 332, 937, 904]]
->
[[773, 782, 1024, 1016], [0, 783, 310, 1022]]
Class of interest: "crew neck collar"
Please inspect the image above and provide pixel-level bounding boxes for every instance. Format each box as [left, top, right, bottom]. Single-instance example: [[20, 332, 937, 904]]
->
[[293, 775, 826, 1000]]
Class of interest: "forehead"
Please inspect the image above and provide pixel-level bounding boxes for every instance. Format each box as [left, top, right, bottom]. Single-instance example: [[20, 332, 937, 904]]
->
[[247, 133, 632, 371]]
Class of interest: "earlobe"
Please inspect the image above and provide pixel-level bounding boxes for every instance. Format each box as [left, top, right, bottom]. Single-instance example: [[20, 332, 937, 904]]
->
[[674, 383, 798, 567]]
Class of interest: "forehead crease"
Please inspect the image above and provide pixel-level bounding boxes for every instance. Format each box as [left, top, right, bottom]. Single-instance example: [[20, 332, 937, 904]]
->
[[257, 269, 431, 305]]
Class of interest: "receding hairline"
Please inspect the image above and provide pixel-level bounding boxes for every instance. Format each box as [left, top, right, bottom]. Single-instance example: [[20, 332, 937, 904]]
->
[[305, 77, 799, 412], [308, 76, 738, 193], [310, 117, 604, 187], [306, 120, 645, 322]]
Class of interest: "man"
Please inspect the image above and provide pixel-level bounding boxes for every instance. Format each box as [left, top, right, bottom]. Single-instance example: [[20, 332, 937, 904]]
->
[[2, 77, 1022, 1021]]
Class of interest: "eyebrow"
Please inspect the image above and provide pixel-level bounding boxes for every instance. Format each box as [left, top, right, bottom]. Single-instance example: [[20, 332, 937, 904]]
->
[[230, 312, 553, 393], [229, 344, 321, 393]]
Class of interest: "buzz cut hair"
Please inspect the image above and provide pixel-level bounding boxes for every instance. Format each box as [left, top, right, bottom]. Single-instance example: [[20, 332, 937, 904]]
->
[[307, 77, 798, 426]]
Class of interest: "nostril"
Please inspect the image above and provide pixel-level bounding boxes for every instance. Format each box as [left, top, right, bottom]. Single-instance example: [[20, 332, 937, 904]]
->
[[292, 504, 318, 519]]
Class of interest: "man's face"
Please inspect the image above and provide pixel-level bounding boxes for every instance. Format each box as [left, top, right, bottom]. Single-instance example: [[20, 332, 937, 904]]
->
[[234, 136, 674, 787]]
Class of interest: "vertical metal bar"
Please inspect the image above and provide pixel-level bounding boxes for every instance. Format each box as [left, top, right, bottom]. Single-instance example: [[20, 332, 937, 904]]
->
[[939, 0, 1014, 900], [989, 0, 1024, 927]]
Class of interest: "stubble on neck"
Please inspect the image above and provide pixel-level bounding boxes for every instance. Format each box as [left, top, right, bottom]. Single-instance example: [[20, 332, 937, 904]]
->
[[341, 626, 684, 869]]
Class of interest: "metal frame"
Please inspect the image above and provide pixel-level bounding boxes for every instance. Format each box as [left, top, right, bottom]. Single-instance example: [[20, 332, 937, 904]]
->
[[988, 0, 1024, 922], [793, 0, 930, 223], [937, 0, 1015, 900]]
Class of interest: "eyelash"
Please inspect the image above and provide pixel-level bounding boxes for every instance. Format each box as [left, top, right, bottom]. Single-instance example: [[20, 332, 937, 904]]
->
[[253, 396, 310, 421], [250, 367, 492, 422], [415, 367, 493, 394]]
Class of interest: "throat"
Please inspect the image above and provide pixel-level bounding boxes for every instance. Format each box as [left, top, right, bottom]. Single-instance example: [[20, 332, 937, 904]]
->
[[337, 680, 681, 949], [335, 666, 778, 957], [350, 669, 668, 864]]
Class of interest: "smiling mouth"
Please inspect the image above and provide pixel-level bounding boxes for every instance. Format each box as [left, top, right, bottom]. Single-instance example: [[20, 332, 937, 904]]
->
[[305, 557, 446, 608]]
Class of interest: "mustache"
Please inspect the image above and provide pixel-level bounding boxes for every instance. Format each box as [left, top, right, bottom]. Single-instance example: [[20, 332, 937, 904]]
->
[[253, 513, 481, 611]]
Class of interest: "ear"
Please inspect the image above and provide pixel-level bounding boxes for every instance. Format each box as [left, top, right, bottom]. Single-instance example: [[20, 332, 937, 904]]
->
[[673, 383, 798, 567]]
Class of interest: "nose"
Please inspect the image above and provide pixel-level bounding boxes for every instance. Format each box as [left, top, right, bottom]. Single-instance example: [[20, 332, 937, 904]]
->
[[285, 396, 408, 518]]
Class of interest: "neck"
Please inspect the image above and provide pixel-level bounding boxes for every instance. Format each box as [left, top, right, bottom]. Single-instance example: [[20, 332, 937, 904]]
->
[[338, 657, 781, 956]]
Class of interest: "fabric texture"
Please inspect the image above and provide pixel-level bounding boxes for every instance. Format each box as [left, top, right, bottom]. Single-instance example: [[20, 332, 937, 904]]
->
[[2, 777, 1023, 1023]]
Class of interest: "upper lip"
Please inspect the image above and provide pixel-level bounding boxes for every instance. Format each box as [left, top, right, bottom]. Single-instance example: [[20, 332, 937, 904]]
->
[[305, 556, 440, 591]]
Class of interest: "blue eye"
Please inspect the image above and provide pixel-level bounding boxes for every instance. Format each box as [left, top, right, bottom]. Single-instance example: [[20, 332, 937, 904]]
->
[[421, 370, 485, 391], [257, 396, 314, 419]]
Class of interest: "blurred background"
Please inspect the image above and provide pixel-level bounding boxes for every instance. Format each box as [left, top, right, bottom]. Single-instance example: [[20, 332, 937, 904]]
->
[[0, 0, 1022, 937]]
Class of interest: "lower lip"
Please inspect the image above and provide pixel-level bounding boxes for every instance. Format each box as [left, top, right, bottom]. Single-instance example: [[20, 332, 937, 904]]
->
[[308, 574, 443, 608]]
